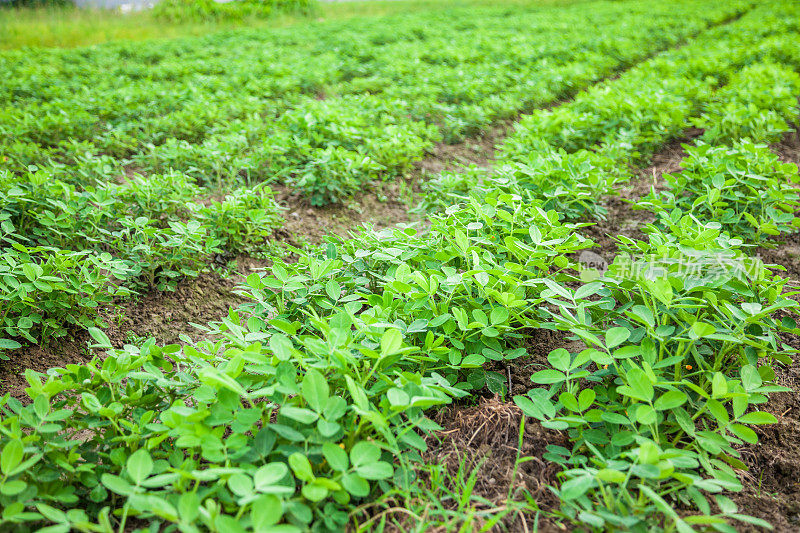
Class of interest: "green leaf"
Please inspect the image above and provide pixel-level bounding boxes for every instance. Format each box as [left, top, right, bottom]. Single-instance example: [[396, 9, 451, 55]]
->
[[605, 327, 630, 349], [380, 328, 403, 356], [0, 479, 26, 496], [645, 277, 673, 306], [595, 469, 626, 484], [126, 448, 153, 485], [302, 369, 329, 413], [228, 474, 254, 497], [560, 475, 593, 500], [514, 393, 555, 420], [269, 334, 294, 361], [490, 307, 509, 325], [251, 495, 283, 529], [559, 392, 579, 412], [36, 503, 67, 523], [619, 368, 653, 402], [0, 339, 22, 350], [740, 365, 762, 391], [350, 441, 381, 468], [88, 327, 112, 349], [706, 399, 730, 426], [628, 305, 655, 327], [288, 453, 315, 482], [0, 440, 23, 476], [22, 263, 41, 281], [741, 302, 762, 315], [711, 372, 727, 398], [101, 474, 134, 496], [654, 390, 687, 411], [547, 348, 570, 372], [342, 473, 370, 497], [322, 442, 349, 472], [302, 482, 329, 502], [737, 411, 776, 425], [197, 366, 246, 396], [356, 461, 394, 480], [325, 280, 341, 301], [691, 321, 716, 338], [578, 389, 596, 411], [255, 463, 289, 490], [729, 423, 758, 444], [280, 406, 318, 425], [531, 369, 566, 384], [636, 404, 657, 425], [178, 492, 200, 523]]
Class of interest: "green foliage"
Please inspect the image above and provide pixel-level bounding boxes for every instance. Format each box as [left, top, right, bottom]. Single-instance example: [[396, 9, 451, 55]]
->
[[0, 325, 460, 531], [516, 215, 795, 530], [0, 165, 282, 350], [0, 243, 132, 358], [194, 184, 284, 253], [490, 148, 622, 221], [640, 142, 800, 244], [3, 0, 800, 531], [0, 185, 592, 529], [152, 0, 315, 23], [1, 0, 758, 204], [0, 0, 761, 354], [694, 62, 800, 144], [240, 189, 591, 393], [423, 0, 798, 222]]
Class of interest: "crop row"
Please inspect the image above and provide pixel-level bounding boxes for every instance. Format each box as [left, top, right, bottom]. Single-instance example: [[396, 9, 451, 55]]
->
[[1, 0, 750, 204], [2, 1, 800, 531], [424, 0, 800, 222], [0, 0, 751, 357]]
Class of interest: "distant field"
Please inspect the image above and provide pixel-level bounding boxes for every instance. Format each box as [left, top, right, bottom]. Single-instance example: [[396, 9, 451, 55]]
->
[[0, 0, 565, 49], [2, 0, 800, 531]]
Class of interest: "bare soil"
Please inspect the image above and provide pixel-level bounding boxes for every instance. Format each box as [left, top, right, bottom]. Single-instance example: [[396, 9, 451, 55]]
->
[[424, 397, 569, 532]]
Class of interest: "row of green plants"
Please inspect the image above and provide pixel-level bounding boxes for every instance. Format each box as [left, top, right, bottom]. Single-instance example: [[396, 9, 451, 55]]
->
[[0, 0, 751, 356], [639, 142, 800, 245], [1, 0, 751, 203], [494, 1, 800, 528], [152, 0, 315, 23], [525, 142, 800, 528], [636, 60, 800, 244], [420, 0, 800, 222], [692, 62, 800, 144], [114, 0, 751, 204], [0, 186, 595, 531], [0, 169, 283, 357], [519, 213, 794, 531], [4, 141, 795, 529]]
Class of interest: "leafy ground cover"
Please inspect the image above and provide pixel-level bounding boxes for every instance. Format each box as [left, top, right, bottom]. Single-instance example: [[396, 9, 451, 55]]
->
[[0, 0, 548, 50], [2, 0, 800, 531]]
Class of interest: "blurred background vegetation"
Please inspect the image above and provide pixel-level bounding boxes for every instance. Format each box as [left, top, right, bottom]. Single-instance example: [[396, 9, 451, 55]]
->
[[0, 0, 548, 50]]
